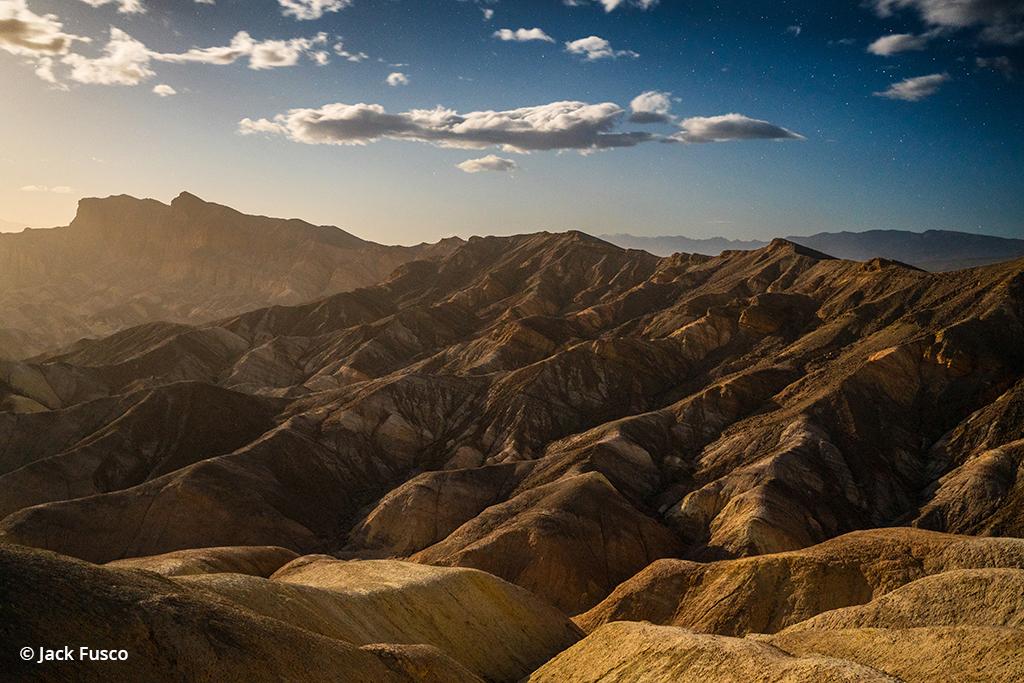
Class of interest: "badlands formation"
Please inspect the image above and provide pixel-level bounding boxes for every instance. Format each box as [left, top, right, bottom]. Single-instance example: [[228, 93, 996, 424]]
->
[[2, 193, 1024, 681]]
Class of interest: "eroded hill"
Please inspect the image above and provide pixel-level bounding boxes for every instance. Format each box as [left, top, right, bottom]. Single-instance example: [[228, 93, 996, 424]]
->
[[3, 223, 1024, 681]]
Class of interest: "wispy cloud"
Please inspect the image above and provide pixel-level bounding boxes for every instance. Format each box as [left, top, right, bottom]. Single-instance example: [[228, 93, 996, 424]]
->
[[565, 36, 638, 60], [278, 0, 352, 21], [78, 0, 144, 14], [870, 0, 1024, 45], [669, 114, 805, 143], [867, 32, 932, 55], [333, 41, 368, 62], [19, 185, 73, 193], [787, 25, 802, 37], [873, 72, 950, 100], [568, 0, 659, 11], [386, 71, 409, 85], [493, 28, 555, 43], [155, 31, 330, 70], [977, 55, 1016, 78], [629, 90, 673, 123], [457, 155, 518, 173], [0, 1, 89, 57], [239, 100, 655, 153]]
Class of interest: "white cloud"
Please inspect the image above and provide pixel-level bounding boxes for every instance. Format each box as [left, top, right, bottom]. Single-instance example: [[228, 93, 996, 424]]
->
[[78, 0, 145, 13], [34, 56, 59, 83], [870, 0, 1024, 45], [669, 113, 805, 143], [19, 185, 73, 193], [482, 8, 494, 20], [457, 155, 518, 173], [565, 36, 638, 60], [239, 100, 655, 153], [629, 90, 672, 123], [333, 41, 367, 61], [61, 27, 154, 85], [493, 28, 555, 42], [386, 71, 409, 85], [570, 0, 659, 11], [155, 31, 328, 70], [0, 0, 88, 57], [278, 0, 351, 21], [250, 34, 326, 69], [152, 83, 176, 96], [873, 72, 951, 100], [867, 32, 931, 54], [787, 25, 802, 36]]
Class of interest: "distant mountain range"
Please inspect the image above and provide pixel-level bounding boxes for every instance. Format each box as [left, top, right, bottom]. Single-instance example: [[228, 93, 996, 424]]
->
[[0, 218, 28, 233], [603, 230, 1024, 272], [0, 192, 458, 359]]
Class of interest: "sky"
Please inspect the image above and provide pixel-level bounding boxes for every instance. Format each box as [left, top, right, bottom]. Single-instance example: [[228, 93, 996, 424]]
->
[[1, 0, 1023, 245]]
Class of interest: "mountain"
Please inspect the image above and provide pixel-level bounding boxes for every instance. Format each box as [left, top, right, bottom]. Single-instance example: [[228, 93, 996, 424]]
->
[[603, 229, 1024, 272], [0, 192, 459, 360], [2, 219, 1024, 680]]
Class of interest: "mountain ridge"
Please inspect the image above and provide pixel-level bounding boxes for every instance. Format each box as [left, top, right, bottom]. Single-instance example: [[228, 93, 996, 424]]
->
[[603, 229, 1024, 271], [3, 208, 1024, 681], [0, 192, 460, 360]]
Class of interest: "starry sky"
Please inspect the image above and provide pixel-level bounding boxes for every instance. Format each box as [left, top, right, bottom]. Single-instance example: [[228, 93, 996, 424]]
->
[[2, 0, 1023, 245]]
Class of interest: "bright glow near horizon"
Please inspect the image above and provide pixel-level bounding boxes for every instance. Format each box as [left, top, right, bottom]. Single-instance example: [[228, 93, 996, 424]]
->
[[1, 0, 1023, 244]]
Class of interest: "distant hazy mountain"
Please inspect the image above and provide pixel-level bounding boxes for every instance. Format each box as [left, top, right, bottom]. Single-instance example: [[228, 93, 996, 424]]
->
[[0, 192, 459, 359], [602, 234, 768, 256], [602, 229, 1024, 272], [0, 218, 28, 233]]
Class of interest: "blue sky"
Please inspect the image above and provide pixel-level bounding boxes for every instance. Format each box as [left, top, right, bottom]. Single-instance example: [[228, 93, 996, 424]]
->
[[2, 0, 1023, 244]]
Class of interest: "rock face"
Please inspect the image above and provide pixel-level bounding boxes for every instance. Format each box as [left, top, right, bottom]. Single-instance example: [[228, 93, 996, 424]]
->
[[2, 210, 1024, 628], [0, 192, 456, 359]]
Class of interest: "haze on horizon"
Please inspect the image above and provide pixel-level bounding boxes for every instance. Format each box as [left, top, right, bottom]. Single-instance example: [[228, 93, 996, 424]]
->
[[2, 0, 1022, 245]]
